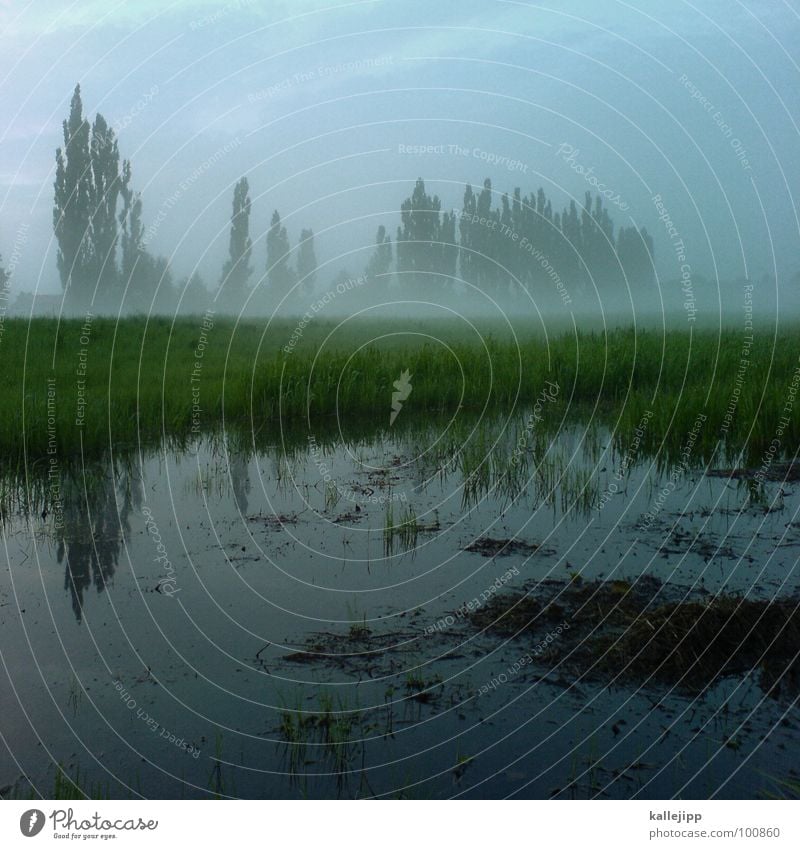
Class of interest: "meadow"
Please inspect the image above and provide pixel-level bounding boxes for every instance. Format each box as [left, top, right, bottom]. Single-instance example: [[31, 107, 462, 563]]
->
[[2, 315, 797, 470]]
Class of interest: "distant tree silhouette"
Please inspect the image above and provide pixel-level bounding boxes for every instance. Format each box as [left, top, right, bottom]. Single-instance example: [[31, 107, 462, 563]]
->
[[459, 183, 477, 286], [50, 84, 658, 315], [439, 209, 458, 284], [365, 224, 392, 288], [296, 228, 317, 296], [386, 176, 656, 300], [266, 210, 294, 303], [118, 159, 140, 286], [395, 224, 409, 277], [117, 159, 173, 313], [219, 177, 253, 307], [398, 178, 446, 293]]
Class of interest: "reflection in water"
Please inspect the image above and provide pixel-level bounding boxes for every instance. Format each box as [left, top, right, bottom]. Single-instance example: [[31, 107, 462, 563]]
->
[[34, 440, 249, 620], [2, 415, 799, 800], [48, 462, 142, 622], [5, 410, 795, 628], [228, 447, 250, 517]]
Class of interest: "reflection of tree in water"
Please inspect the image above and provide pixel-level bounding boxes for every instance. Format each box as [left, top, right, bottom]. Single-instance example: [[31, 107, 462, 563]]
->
[[227, 446, 251, 517], [55, 459, 142, 623]]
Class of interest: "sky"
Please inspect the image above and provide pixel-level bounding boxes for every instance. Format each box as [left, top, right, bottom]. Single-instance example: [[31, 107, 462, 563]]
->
[[0, 0, 798, 297]]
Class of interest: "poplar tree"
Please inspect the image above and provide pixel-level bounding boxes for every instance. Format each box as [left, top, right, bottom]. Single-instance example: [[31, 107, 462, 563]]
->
[[398, 178, 442, 291], [296, 228, 317, 296], [266, 210, 294, 300], [54, 84, 124, 309], [220, 177, 253, 304], [89, 113, 121, 301], [0, 255, 8, 298], [54, 84, 93, 304], [117, 159, 172, 313], [366, 225, 392, 286]]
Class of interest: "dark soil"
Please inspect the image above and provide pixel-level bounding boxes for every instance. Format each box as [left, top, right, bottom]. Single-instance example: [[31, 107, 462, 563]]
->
[[468, 576, 800, 693], [463, 536, 553, 557]]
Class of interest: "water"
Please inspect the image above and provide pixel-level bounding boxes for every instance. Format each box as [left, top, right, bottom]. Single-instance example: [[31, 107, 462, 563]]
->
[[1, 417, 799, 799]]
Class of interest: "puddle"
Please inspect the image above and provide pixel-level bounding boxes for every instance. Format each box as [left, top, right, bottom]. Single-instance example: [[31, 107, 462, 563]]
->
[[1, 415, 799, 798]]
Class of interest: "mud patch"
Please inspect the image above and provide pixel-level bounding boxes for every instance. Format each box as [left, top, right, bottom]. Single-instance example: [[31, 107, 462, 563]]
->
[[467, 577, 800, 694], [464, 536, 553, 558]]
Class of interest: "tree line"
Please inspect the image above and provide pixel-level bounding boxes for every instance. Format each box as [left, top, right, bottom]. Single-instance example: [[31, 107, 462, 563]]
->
[[380, 177, 654, 299], [48, 84, 318, 313], [1, 84, 655, 313]]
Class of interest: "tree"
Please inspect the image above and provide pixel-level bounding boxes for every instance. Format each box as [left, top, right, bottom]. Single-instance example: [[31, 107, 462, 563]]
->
[[450, 179, 658, 299], [459, 183, 477, 285], [398, 178, 442, 292], [439, 211, 457, 284], [0, 253, 9, 318], [117, 162, 147, 310], [266, 210, 294, 302], [395, 224, 409, 276], [366, 224, 392, 286], [296, 228, 317, 297], [219, 177, 252, 307], [54, 85, 128, 311], [54, 84, 93, 306], [118, 159, 140, 285], [364, 224, 393, 303], [495, 191, 514, 290], [116, 159, 171, 314], [474, 178, 493, 285], [119, 193, 156, 313], [89, 113, 121, 306]]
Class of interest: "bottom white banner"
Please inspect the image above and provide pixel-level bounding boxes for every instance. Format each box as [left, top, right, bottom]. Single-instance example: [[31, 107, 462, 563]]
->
[[1, 800, 797, 848]]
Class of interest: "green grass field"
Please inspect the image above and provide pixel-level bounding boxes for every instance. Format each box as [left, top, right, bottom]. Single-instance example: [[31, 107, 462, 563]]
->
[[1, 315, 797, 469]]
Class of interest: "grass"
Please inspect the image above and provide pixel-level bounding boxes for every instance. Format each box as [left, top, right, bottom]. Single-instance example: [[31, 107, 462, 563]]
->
[[53, 763, 109, 800], [459, 436, 600, 514], [345, 600, 371, 639], [207, 732, 228, 798], [404, 670, 443, 703], [3, 763, 111, 800], [2, 316, 799, 473], [383, 504, 420, 554], [761, 776, 800, 799], [277, 690, 367, 789]]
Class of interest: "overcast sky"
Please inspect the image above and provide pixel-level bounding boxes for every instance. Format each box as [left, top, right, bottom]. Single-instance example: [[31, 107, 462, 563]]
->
[[1, 0, 798, 295]]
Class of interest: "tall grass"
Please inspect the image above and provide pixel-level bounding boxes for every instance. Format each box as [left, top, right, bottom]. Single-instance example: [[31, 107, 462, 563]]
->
[[2, 316, 797, 469]]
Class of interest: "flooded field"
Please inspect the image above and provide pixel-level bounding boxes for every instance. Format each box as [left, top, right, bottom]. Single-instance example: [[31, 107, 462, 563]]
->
[[2, 412, 799, 799]]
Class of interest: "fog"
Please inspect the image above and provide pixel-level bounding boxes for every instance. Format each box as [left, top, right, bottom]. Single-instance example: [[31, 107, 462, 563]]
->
[[1, 0, 798, 324], [5, 1, 800, 811]]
